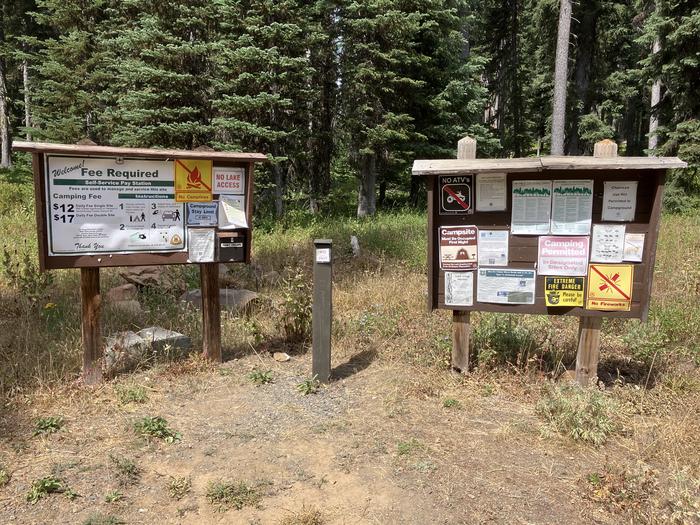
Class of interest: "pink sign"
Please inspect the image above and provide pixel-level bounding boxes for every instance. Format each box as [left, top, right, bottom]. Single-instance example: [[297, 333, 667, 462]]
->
[[537, 236, 589, 276]]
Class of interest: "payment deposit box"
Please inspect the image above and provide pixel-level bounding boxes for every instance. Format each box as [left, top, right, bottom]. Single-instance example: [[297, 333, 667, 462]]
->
[[217, 231, 247, 262]]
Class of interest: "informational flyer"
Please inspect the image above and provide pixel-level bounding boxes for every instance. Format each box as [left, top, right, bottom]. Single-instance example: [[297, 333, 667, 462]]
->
[[511, 180, 552, 235], [550, 180, 593, 235], [590, 224, 625, 263], [476, 268, 536, 304], [587, 264, 633, 311], [186, 202, 218, 226], [477, 230, 509, 266], [439, 226, 478, 271], [623, 233, 645, 262], [545, 277, 584, 307], [174, 159, 212, 203], [45, 156, 186, 255], [537, 236, 590, 276], [602, 181, 637, 221], [218, 195, 248, 229], [213, 167, 245, 195], [444, 271, 474, 307], [187, 228, 215, 263], [475, 173, 507, 212]]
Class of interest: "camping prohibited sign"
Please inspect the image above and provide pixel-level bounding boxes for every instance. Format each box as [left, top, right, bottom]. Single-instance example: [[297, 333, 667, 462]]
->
[[586, 264, 634, 311], [440, 175, 473, 215]]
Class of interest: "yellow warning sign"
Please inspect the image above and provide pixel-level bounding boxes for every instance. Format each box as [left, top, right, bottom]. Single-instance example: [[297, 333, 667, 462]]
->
[[586, 264, 634, 311], [545, 277, 584, 307], [175, 159, 212, 202]]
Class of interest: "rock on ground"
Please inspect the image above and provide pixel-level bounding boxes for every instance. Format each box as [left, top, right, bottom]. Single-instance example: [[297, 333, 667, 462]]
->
[[180, 288, 259, 312]]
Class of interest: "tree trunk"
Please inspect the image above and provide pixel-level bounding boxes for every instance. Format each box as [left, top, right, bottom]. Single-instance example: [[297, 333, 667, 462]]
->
[[648, 36, 661, 152], [273, 164, 286, 218], [23, 59, 31, 140], [357, 154, 376, 218], [0, 58, 11, 168], [551, 0, 572, 156], [567, 5, 598, 155]]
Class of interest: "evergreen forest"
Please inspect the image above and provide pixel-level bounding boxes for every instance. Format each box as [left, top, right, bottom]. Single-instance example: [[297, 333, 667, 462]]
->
[[1, 0, 698, 218]]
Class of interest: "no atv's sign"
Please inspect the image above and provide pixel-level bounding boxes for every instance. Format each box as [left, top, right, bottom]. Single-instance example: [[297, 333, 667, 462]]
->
[[440, 175, 473, 215]]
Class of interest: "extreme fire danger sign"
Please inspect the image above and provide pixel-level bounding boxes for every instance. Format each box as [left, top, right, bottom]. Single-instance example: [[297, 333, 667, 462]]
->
[[586, 264, 634, 311], [440, 175, 473, 215]]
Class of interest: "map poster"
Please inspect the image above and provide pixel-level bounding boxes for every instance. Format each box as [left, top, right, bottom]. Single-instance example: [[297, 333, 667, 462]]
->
[[545, 277, 585, 307], [591, 224, 625, 263], [476, 268, 536, 305], [45, 156, 185, 255], [511, 180, 552, 235], [213, 167, 246, 195], [187, 228, 215, 263], [175, 159, 213, 203], [477, 229, 509, 266], [550, 180, 593, 235], [444, 271, 474, 307], [186, 202, 218, 227], [602, 181, 637, 222], [586, 264, 633, 311], [439, 226, 478, 271], [475, 173, 507, 212], [537, 236, 590, 276]]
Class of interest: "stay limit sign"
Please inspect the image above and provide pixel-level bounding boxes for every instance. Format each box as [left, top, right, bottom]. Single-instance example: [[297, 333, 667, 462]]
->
[[439, 175, 473, 215]]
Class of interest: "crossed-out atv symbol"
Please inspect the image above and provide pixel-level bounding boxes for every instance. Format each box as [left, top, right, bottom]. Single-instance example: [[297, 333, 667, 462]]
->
[[446, 191, 467, 204]]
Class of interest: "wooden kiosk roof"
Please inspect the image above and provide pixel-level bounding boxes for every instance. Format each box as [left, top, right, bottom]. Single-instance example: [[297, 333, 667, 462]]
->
[[12, 141, 268, 162], [412, 155, 687, 176]]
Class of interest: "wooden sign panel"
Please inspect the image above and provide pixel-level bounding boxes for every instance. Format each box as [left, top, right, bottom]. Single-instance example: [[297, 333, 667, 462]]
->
[[423, 167, 667, 320], [13, 142, 265, 270]]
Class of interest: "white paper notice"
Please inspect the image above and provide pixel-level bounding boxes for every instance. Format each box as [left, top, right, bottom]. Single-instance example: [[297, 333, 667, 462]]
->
[[477, 268, 536, 304], [478, 230, 509, 266], [218, 195, 248, 229], [602, 181, 637, 221], [444, 272, 474, 306], [476, 173, 507, 212], [590, 224, 625, 263], [213, 167, 245, 195], [45, 156, 185, 255], [188, 228, 215, 263], [623, 233, 645, 262], [550, 180, 593, 235], [511, 180, 552, 235]]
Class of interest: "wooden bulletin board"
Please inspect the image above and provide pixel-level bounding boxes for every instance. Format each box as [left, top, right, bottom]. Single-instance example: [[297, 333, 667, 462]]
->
[[12, 142, 266, 271], [413, 155, 687, 321]]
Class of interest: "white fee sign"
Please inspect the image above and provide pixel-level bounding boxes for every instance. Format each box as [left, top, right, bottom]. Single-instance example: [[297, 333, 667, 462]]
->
[[46, 156, 185, 255]]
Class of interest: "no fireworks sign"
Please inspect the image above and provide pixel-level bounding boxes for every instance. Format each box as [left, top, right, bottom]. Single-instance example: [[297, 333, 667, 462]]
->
[[440, 175, 473, 215]]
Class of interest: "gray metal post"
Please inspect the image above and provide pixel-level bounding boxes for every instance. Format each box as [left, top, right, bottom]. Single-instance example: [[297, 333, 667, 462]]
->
[[312, 239, 332, 383]]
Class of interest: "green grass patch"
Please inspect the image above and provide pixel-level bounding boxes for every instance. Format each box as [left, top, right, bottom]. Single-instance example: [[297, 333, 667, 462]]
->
[[206, 479, 261, 511], [115, 384, 148, 404], [297, 376, 320, 396], [248, 369, 273, 386], [81, 514, 125, 525], [33, 416, 64, 436], [26, 476, 76, 503], [133, 416, 181, 444], [168, 476, 191, 500]]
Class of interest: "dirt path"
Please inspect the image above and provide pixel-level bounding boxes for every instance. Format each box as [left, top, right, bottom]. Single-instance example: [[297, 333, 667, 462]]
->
[[0, 348, 628, 525]]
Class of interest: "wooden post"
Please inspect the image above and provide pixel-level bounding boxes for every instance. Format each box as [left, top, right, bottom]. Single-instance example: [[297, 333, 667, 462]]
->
[[452, 136, 476, 373], [574, 138, 616, 386], [312, 239, 332, 383], [200, 263, 222, 362], [80, 267, 102, 385]]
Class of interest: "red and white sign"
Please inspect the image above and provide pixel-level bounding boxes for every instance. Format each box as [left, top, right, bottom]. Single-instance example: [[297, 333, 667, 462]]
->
[[440, 226, 478, 271], [537, 236, 589, 276], [213, 167, 245, 195]]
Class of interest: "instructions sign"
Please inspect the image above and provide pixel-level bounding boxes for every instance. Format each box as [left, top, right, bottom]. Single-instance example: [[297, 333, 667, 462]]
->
[[537, 236, 589, 276], [591, 224, 625, 263], [602, 181, 637, 222], [219, 195, 248, 229], [45, 156, 185, 255], [187, 228, 215, 263], [186, 202, 218, 226], [545, 277, 584, 307], [478, 230, 509, 266], [175, 159, 212, 202], [511, 180, 552, 235], [475, 173, 507, 212], [476, 268, 536, 304], [213, 167, 245, 195], [550, 180, 593, 235], [586, 264, 633, 311], [440, 175, 473, 215], [439, 226, 478, 270]]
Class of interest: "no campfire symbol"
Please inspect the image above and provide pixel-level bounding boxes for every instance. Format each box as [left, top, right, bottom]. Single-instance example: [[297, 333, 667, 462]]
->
[[440, 175, 473, 215]]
